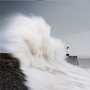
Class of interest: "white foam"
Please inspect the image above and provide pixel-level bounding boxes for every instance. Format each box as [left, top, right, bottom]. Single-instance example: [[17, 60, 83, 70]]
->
[[2, 14, 90, 90]]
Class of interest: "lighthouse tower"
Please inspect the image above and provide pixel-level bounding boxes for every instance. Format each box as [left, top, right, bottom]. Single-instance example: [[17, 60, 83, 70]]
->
[[66, 44, 79, 65], [66, 44, 70, 57]]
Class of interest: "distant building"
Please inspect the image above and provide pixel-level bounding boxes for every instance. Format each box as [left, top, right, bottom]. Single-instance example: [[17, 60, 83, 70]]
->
[[66, 44, 79, 65], [66, 44, 70, 57]]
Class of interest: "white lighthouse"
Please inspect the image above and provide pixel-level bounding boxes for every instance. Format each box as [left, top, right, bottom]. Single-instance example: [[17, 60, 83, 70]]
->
[[66, 44, 79, 65], [66, 44, 70, 57]]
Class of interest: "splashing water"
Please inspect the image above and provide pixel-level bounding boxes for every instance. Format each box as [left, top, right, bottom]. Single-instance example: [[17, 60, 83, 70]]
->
[[1, 14, 90, 90]]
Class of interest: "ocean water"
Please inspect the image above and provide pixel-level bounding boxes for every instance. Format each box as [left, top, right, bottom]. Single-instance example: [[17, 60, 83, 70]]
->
[[78, 57, 90, 68]]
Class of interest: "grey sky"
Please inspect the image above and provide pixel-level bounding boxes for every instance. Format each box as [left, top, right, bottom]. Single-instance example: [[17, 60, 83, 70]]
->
[[0, 1, 90, 57]]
